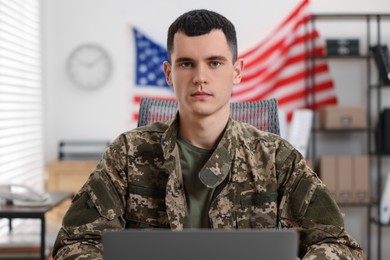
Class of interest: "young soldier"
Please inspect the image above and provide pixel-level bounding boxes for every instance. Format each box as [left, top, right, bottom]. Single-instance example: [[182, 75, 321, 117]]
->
[[53, 9, 363, 259]]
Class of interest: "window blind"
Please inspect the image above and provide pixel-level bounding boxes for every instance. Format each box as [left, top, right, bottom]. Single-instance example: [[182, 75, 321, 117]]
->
[[0, 0, 43, 232]]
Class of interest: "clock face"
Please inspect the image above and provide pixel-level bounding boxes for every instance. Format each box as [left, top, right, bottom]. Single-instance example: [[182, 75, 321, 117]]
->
[[67, 44, 112, 90]]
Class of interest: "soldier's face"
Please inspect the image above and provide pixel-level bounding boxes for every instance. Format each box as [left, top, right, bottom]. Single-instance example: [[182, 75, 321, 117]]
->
[[164, 29, 243, 118]]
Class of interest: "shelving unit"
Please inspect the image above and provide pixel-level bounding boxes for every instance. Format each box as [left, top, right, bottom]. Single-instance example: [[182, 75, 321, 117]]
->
[[306, 13, 390, 260]]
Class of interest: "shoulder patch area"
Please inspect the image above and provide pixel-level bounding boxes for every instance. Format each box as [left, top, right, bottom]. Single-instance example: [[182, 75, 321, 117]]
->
[[132, 121, 171, 133], [276, 139, 295, 165]]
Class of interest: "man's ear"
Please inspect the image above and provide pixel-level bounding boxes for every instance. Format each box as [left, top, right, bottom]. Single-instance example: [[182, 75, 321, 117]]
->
[[233, 58, 244, 84], [163, 61, 173, 86]]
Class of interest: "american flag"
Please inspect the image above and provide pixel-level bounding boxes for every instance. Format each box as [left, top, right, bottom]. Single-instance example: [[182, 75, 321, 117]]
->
[[233, 0, 337, 121], [132, 28, 175, 121], [133, 27, 169, 88], [131, 0, 337, 122]]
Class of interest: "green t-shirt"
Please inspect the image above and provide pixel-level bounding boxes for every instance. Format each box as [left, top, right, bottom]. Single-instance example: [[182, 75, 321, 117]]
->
[[177, 136, 215, 228]]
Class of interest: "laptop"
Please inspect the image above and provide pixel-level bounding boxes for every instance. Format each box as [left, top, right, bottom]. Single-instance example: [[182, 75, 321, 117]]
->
[[103, 229, 298, 260]]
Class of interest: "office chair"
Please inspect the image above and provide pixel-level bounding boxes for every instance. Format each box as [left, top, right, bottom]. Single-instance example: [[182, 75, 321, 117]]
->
[[137, 97, 280, 135]]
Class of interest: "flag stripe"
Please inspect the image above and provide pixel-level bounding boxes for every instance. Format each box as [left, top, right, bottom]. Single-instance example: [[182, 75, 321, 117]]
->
[[131, 0, 337, 124], [278, 80, 334, 105], [235, 46, 325, 96], [233, 61, 330, 101], [242, 15, 314, 71], [240, 32, 321, 84], [240, 0, 309, 61], [233, 0, 337, 122]]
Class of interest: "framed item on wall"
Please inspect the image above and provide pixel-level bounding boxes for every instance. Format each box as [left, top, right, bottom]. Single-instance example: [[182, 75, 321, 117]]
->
[[67, 44, 112, 90]]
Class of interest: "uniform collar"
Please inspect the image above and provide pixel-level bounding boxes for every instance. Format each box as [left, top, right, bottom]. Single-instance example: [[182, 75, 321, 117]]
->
[[161, 113, 179, 159], [198, 119, 236, 188], [162, 114, 238, 188]]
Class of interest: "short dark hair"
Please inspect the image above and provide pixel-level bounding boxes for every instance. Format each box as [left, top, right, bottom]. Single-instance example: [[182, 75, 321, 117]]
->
[[167, 9, 238, 62]]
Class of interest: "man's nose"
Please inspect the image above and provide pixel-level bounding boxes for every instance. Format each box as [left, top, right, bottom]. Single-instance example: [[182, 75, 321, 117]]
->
[[192, 65, 208, 85]]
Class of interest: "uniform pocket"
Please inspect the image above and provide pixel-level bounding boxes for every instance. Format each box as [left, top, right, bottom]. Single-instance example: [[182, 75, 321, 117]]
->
[[86, 173, 124, 221], [125, 184, 170, 228], [289, 178, 316, 219], [63, 192, 101, 227], [62, 173, 125, 236], [237, 192, 278, 228]]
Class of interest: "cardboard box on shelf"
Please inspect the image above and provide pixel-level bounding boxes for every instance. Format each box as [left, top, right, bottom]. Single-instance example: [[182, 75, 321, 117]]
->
[[353, 156, 370, 203], [320, 156, 337, 199], [319, 155, 370, 204], [337, 156, 354, 203], [318, 105, 366, 129]]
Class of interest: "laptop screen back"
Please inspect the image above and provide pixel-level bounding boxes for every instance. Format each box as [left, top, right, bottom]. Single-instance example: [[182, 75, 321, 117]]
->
[[103, 229, 298, 260]]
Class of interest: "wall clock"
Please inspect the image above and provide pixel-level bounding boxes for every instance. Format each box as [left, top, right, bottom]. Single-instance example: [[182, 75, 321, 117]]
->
[[67, 44, 112, 90]]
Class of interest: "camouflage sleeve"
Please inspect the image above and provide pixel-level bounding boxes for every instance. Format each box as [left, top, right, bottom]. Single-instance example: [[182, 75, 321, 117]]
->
[[52, 134, 129, 260], [276, 140, 364, 260]]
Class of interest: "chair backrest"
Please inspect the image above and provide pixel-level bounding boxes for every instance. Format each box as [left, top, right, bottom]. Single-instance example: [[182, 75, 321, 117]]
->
[[137, 97, 280, 135]]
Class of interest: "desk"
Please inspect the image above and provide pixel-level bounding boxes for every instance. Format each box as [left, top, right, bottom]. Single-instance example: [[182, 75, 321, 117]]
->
[[0, 192, 73, 260]]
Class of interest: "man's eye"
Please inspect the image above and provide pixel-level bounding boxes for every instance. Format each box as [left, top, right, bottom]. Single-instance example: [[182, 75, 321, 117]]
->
[[210, 61, 221, 67], [180, 62, 192, 68]]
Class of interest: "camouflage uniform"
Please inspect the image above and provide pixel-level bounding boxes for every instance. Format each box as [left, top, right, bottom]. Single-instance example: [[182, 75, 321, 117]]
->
[[52, 118, 363, 260]]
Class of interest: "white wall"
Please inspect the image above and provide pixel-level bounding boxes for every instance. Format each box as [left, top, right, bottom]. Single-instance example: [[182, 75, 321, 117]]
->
[[44, 0, 307, 160], [43, 0, 390, 160], [43, 0, 390, 258]]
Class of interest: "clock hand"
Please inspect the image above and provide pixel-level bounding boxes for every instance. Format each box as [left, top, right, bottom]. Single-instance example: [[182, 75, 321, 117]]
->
[[72, 58, 89, 67], [87, 56, 105, 67]]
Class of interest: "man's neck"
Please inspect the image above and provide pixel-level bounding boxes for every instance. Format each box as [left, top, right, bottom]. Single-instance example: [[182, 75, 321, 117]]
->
[[178, 112, 229, 149]]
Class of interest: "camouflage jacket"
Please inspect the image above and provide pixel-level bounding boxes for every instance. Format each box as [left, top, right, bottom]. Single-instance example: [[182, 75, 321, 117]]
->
[[52, 118, 363, 260]]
